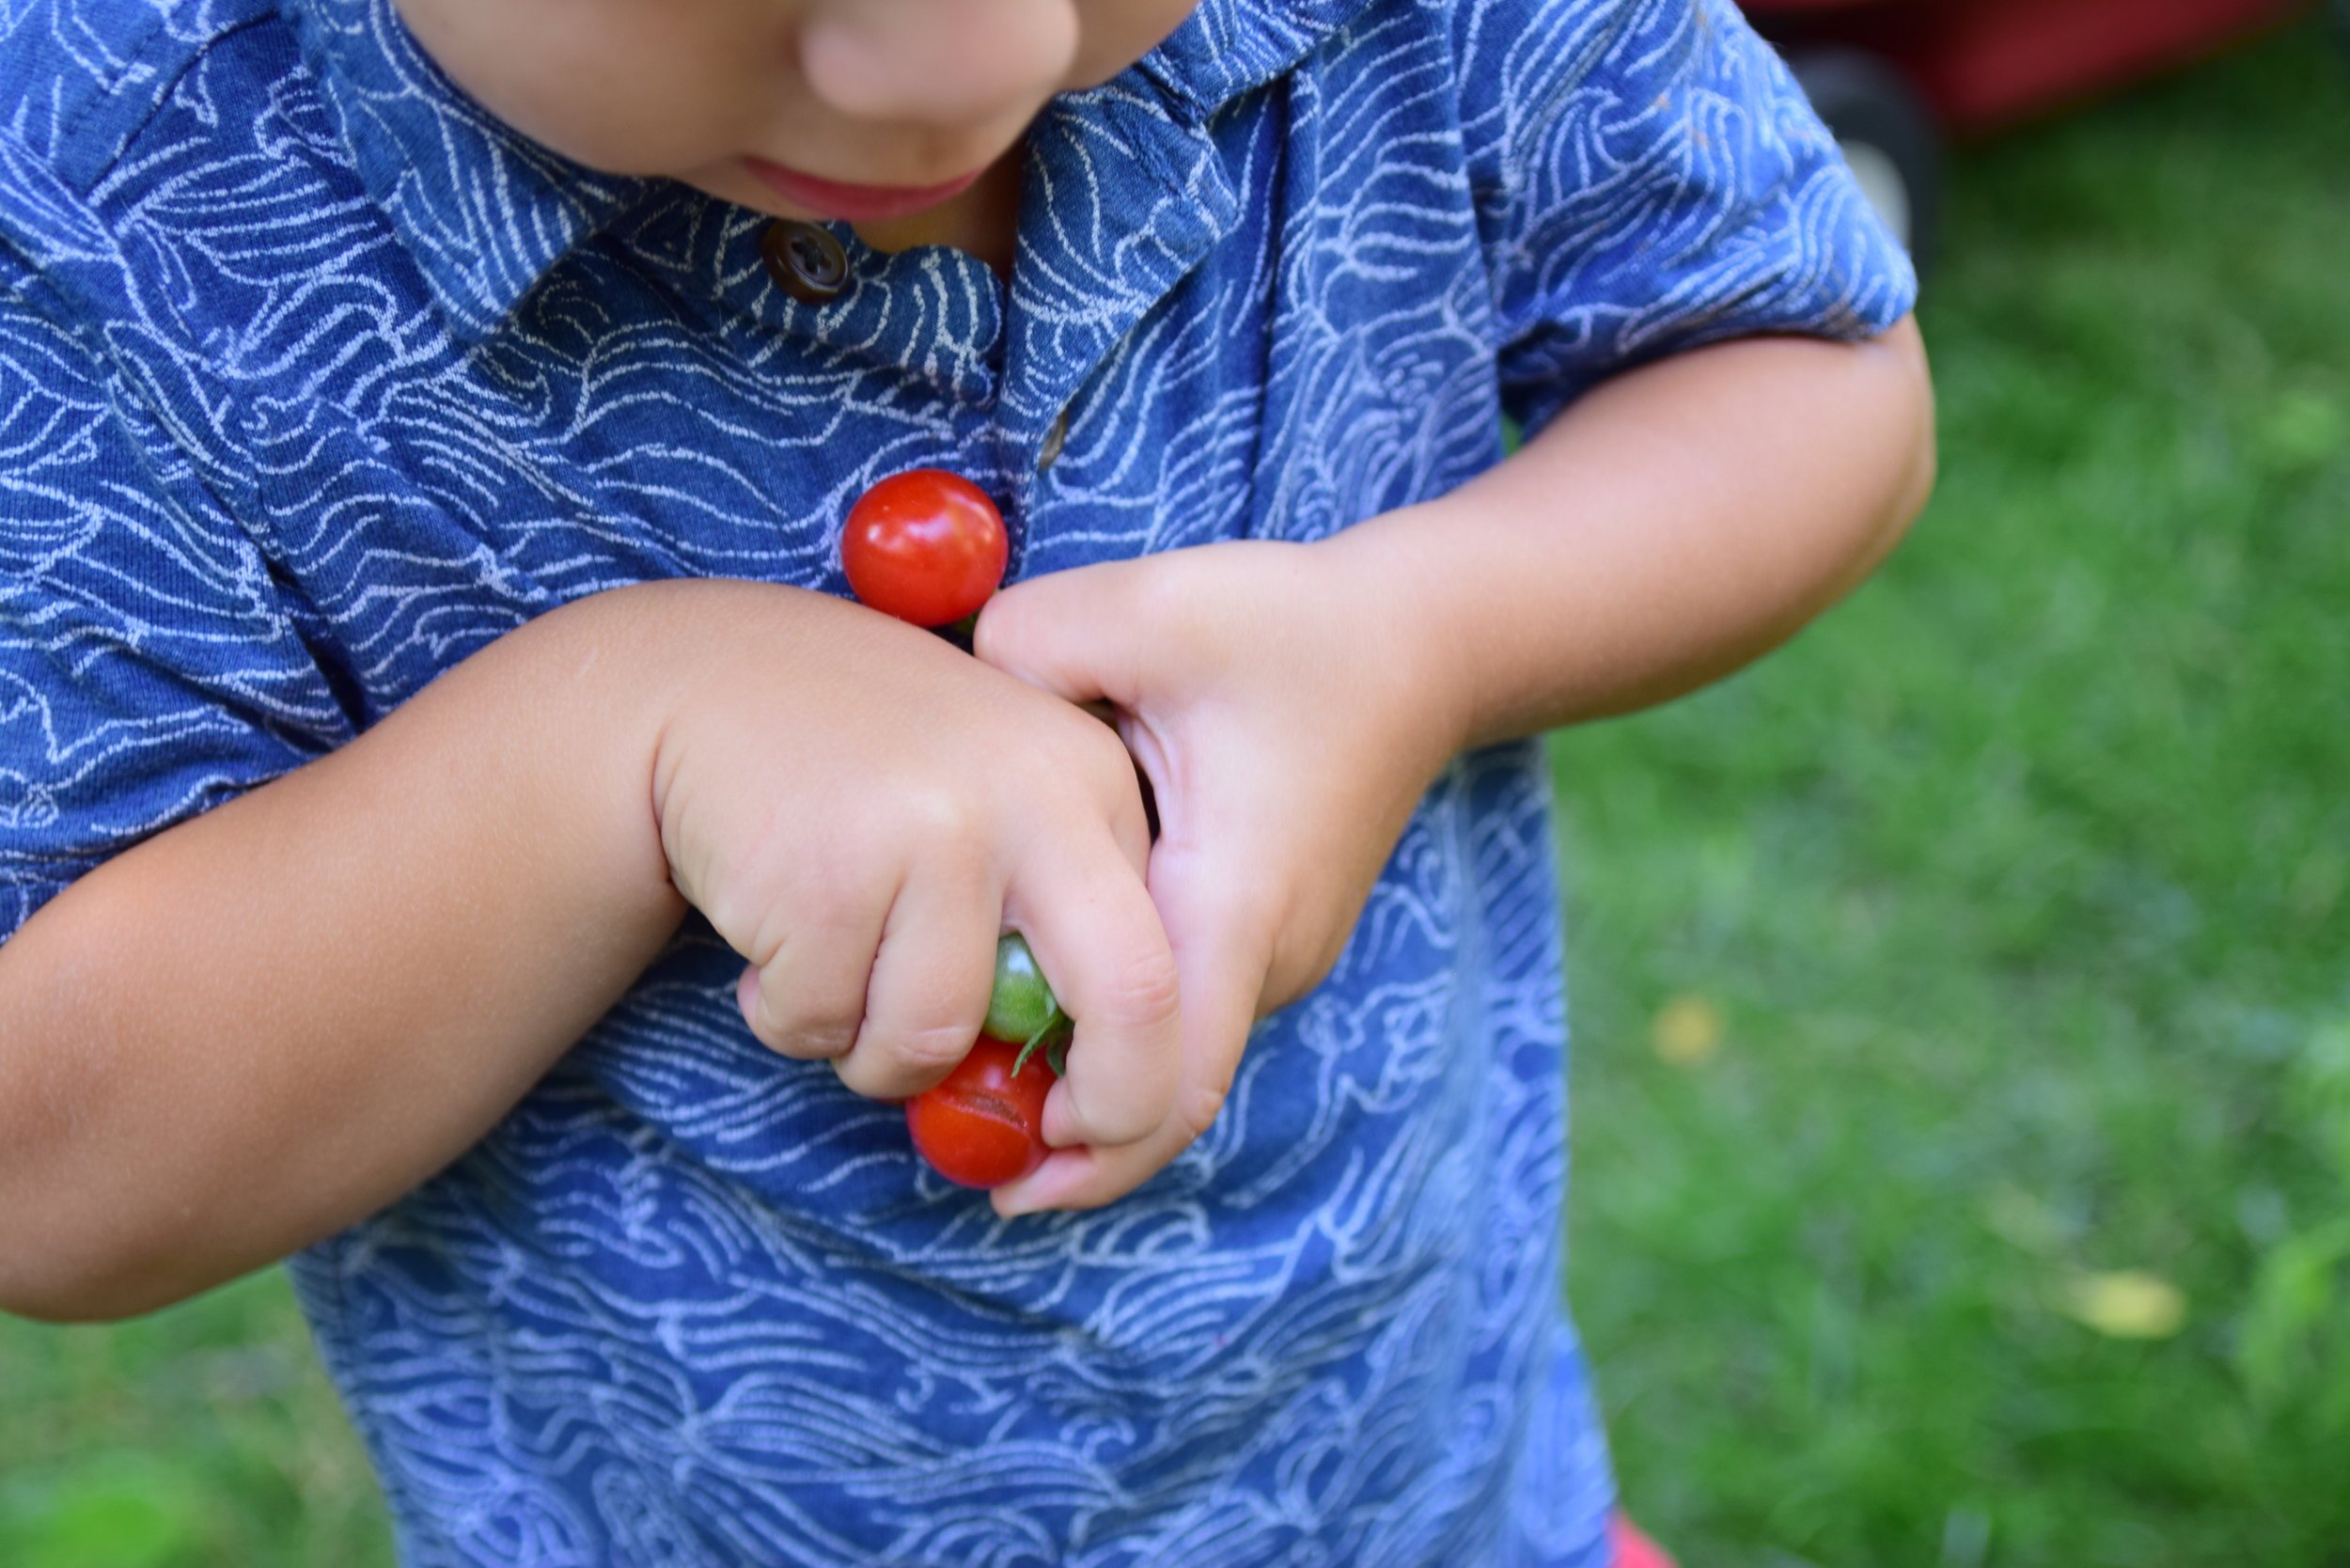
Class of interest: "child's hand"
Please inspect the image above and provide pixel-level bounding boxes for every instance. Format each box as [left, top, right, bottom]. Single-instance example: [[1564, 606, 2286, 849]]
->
[[970, 540, 1466, 1214], [647, 583, 1180, 1149]]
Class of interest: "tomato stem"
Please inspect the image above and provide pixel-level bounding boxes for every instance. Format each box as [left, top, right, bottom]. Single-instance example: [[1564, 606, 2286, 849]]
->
[[1010, 1015, 1071, 1079]]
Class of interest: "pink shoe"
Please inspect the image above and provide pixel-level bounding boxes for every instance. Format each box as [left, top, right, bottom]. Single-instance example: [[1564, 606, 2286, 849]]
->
[[1609, 1512, 1679, 1568]]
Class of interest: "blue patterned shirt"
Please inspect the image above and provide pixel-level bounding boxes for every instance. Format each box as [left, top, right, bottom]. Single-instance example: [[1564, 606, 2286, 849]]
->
[[0, 0, 1913, 1562]]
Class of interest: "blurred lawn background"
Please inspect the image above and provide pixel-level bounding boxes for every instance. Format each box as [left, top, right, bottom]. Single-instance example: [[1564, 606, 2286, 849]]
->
[[3, 17, 2346, 1568]]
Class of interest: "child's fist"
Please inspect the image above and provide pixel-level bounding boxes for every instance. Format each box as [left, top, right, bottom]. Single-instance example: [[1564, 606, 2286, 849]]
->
[[638, 580, 1182, 1152]]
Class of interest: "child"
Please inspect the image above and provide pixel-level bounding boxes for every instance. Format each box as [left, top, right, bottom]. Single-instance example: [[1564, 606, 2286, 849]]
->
[[0, 0, 1933, 1561]]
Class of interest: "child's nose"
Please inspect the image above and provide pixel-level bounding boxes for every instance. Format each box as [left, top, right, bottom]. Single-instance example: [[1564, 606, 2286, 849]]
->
[[800, 0, 1079, 133]]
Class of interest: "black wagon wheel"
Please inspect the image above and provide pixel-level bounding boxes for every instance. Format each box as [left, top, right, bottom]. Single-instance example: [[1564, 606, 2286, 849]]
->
[[1789, 48, 1945, 278]]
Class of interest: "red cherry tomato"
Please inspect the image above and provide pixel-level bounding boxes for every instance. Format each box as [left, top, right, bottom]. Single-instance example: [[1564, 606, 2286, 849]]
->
[[905, 1037, 1055, 1189], [841, 469, 1009, 628]]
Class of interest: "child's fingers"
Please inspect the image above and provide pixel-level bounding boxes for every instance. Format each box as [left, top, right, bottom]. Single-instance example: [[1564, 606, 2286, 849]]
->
[[989, 1140, 1114, 1217], [996, 899, 1260, 1215], [834, 864, 998, 1102], [1005, 839, 1182, 1151], [737, 903, 888, 1063], [972, 559, 1147, 713]]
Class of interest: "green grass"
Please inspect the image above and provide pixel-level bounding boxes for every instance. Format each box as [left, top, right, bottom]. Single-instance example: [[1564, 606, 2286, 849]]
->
[[1561, 21, 2350, 1567], [0, 1273, 390, 1566], [4, 22, 2347, 1567]]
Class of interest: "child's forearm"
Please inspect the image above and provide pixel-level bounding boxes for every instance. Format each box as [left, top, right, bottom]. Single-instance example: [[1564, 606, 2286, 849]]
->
[[0, 587, 697, 1322], [1332, 317, 1935, 750]]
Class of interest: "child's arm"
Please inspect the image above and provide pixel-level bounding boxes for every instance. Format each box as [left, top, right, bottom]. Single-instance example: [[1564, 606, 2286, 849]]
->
[[1361, 316, 1937, 745], [973, 316, 1935, 1214], [0, 585, 687, 1320], [0, 581, 1179, 1322]]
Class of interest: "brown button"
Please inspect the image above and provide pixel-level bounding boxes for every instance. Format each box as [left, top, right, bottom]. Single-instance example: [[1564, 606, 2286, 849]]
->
[[1037, 409, 1071, 472], [762, 220, 848, 306]]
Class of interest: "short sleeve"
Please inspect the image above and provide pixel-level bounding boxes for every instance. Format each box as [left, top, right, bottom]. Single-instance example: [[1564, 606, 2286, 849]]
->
[[0, 250, 341, 944], [1457, 0, 1920, 434]]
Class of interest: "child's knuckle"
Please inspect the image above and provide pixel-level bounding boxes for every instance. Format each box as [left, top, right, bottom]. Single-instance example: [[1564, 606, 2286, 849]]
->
[[1176, 1074, 1233, 1141], [1065, 710, 1137, 792], [1103, 947, 1182, 1028], [898, 783, 982, 849]]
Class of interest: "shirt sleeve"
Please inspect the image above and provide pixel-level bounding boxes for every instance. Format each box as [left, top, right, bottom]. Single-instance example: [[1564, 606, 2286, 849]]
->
[[0, 246, 343, 945], [1457, 0, 1921, 435]]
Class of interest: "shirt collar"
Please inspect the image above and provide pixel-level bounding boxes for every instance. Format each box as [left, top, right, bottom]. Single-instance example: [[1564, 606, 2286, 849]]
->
[[1141, 0, 1378, 117], [990, 0, 1373, 463], [282, 0, 649, 345], [282, 0, 1371, 348]]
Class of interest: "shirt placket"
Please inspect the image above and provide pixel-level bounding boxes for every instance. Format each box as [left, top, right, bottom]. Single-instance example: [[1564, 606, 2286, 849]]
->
[[993, 86, 1244, 526], [712, 92, 1240, 576]]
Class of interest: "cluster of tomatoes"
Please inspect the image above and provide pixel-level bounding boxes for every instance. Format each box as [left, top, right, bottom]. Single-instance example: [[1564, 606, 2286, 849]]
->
[[841, 469, 1072, 1191]]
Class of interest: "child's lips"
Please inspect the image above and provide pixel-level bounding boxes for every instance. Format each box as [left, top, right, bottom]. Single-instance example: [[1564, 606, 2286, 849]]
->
[[742, 158, 984, 223]]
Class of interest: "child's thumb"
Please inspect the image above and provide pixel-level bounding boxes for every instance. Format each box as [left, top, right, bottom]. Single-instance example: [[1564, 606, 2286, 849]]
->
[[972, 561, 1147, 710]]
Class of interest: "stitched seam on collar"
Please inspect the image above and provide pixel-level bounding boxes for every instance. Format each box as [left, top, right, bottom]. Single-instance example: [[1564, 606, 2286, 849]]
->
[[45, 8, 275, 199]]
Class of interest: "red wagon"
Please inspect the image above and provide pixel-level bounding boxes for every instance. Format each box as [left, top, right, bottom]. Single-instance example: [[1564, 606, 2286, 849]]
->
[[1740, 0, 2327, 267]]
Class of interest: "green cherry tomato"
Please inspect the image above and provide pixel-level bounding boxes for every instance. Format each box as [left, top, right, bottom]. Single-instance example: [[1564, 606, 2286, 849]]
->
[[985, 934, 1067, 1067]]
